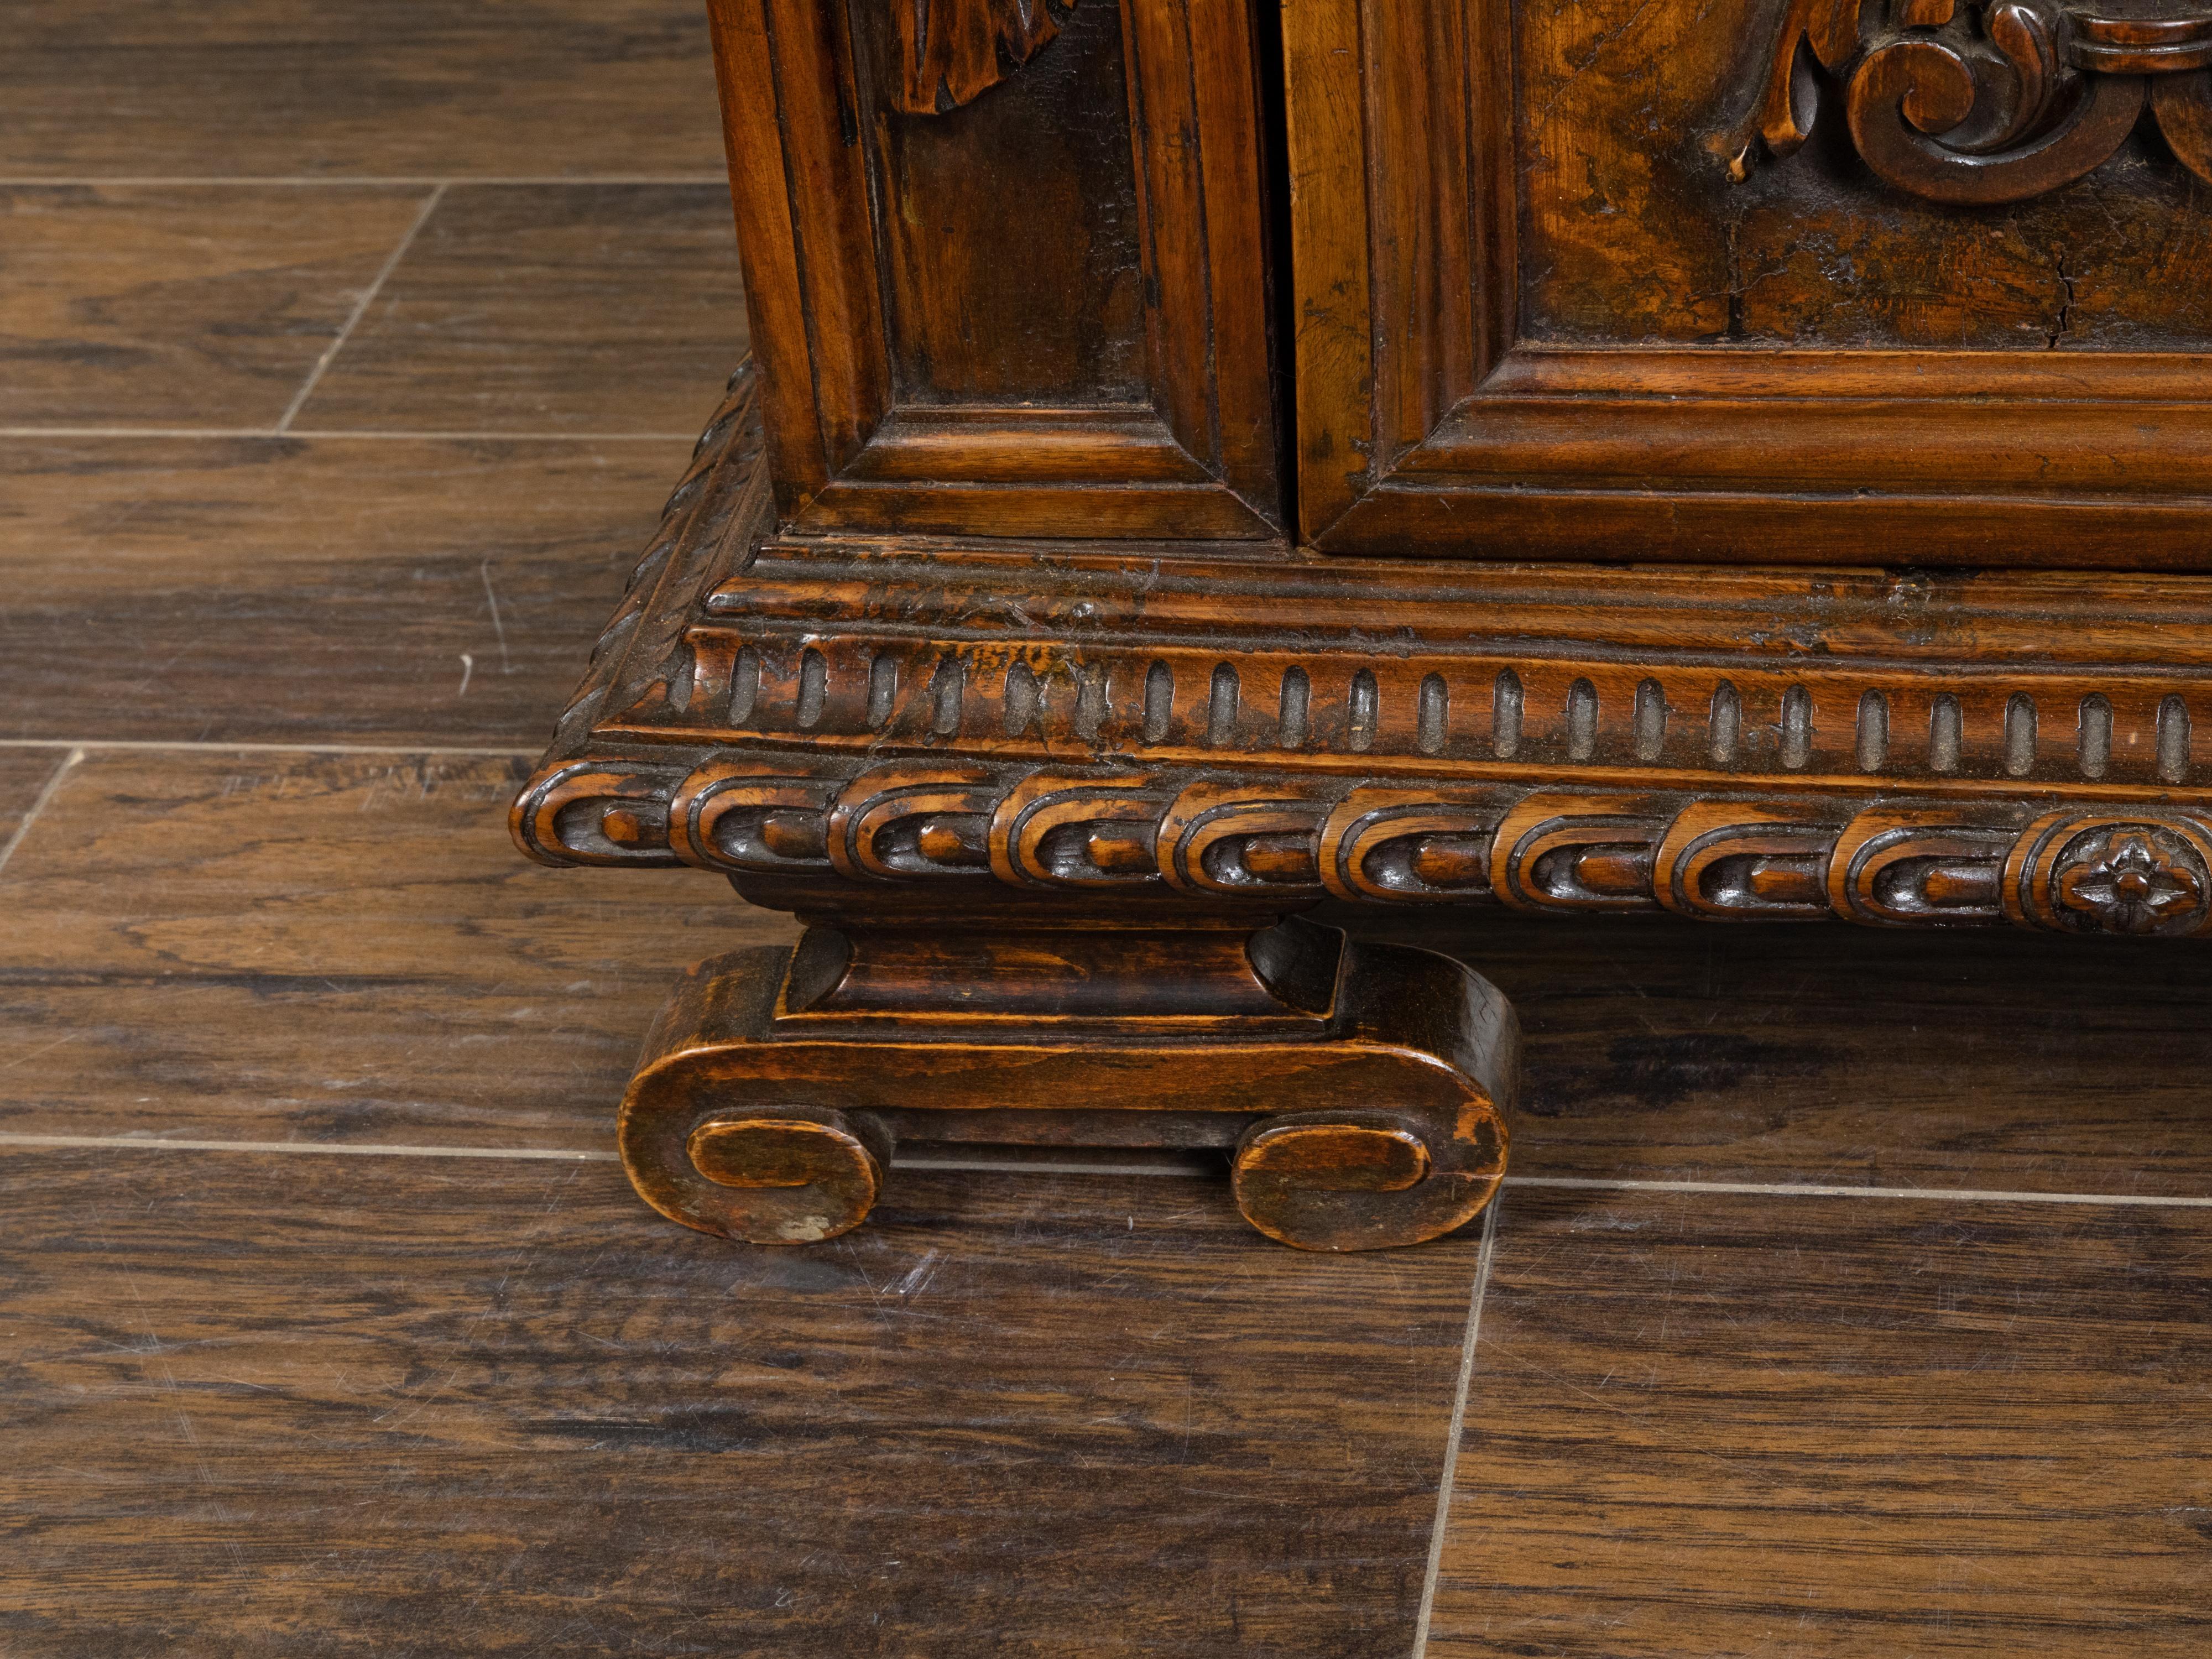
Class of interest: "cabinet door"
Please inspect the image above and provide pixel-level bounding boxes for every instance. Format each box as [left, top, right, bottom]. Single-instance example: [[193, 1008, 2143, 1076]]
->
[[1284, 0, 2212, 566], [712, 0, 1280, 539]]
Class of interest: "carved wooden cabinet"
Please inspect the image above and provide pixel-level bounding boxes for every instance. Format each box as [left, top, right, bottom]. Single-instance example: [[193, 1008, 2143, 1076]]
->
[[515, 0, 2212, 1249]]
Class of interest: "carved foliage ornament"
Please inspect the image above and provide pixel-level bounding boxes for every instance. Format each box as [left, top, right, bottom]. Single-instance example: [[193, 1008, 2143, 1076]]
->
[[1723, 0, 2212, 202], [2059, 827, 2207, 928], [892, 0, 1076, 114], [2008, 813, 2212, 932]]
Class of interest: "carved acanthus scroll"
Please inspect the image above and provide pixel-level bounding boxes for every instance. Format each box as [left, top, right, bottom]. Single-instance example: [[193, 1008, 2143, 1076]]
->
[[891, 0, 1074, 114], [1722, 0, 2212, 202]]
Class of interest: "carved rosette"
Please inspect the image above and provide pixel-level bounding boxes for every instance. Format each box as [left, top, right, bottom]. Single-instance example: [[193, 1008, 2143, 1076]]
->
[[2006, 812, 2212, 935], [1724, 0, 2212, 202], [512, 755, 2212, 937]]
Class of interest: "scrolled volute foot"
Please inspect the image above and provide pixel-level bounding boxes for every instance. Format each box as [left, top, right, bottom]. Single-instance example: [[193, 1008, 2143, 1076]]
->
[[624, 1094, 895, 1245], [1233, 1104, 1508, 1253]]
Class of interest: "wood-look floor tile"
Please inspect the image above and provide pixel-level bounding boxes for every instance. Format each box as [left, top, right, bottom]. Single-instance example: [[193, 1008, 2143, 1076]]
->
[[1426, 1185, 2212, 1657], [0, 1, 724, 179], [1329, 906, 2212, 1197], [0, 185, 434, 427], [296, 185, 748, 434], [0, 749, 793, 1147], [2, 1147, 1480, 1658], [1, 434, 696, 745], [0, 749, 69, 850]]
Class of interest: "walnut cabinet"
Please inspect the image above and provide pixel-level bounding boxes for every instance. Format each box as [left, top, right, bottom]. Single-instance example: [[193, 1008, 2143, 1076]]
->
[[516, 0, 2212, 1249]]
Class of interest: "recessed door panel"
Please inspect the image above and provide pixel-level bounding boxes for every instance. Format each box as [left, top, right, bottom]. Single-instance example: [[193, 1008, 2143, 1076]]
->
[[1284, 0, 2212, 566], [711, 0, 1281, 539]]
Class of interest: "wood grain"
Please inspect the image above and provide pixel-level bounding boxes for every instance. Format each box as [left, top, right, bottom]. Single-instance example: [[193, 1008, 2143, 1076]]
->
[[0, 1147, 1482, 1658], [295, 184, 748, 434], [0, 749, 795, 1147], [0, 435, 702, 745], [0, 184, 434, 427], [1332, 904, 2212, 1197], [1427, 1185, 2212, 1657], [0, 0, 724, 179], [0, 749, 69, 851]]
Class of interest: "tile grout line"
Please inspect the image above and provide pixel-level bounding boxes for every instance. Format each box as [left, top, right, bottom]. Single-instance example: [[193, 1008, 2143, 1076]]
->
[[0, 1134, 1214, 1180], [1411, 1198, 1499, 1659], [0, 747, 82, 879], [275, 182, 447, 435], [0, 1134, 618, 1162], [3, 1133, 2209, 1209], [290, 429, 699, 441], [0, 427, 701, 441], [0, 739, 538, 758], [1504, 1175, 2212, 1208], [0, 176, 730, 187]]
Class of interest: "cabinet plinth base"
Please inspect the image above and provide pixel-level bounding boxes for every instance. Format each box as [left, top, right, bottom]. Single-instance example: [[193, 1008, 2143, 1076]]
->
[[514, 368, 2212, 1254], [617, 912, 1516, 1251]]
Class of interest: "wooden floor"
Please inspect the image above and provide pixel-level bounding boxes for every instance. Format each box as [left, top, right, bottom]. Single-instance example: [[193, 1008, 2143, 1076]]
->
[[4, 6, 2210, 1653]]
